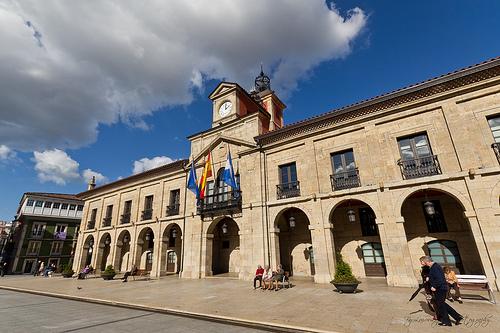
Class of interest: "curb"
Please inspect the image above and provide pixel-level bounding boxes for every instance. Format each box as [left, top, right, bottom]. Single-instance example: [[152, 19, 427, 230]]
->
[[0, 285, 339, 333]]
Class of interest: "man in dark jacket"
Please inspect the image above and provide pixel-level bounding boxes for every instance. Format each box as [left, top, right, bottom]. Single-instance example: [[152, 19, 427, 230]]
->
[[420, 256, 463, 326]]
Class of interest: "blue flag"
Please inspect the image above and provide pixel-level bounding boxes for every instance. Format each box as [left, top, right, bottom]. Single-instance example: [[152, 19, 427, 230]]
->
[[222, 151, 238, 190], [187, 161, 199, 198]]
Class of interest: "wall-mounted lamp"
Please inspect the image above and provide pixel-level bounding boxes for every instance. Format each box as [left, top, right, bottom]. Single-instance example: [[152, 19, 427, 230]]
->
[[222, 222, 228, 234], [288, 216, 296, 229], [172, 228, 177, 239], [346, 208, 356, 223]]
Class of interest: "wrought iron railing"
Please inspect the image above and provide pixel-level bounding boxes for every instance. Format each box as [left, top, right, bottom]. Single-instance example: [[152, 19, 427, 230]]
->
[[197, 190, 242, 215], [87, 220, 95, 230], [102, 217, 112, 227], [166, 204, 180, 216], [276, 181, 300, 199], [120, 213, 131, 224], [492, 143, 500, 164], [141, 209, 153, 221], [397, 155, 441, 179], [330, 169, 361, 191]]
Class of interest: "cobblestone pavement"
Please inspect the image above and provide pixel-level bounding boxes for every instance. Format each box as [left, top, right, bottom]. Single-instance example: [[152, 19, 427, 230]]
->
[[0, 275, 498, 333], [0, 289, 268, 333]]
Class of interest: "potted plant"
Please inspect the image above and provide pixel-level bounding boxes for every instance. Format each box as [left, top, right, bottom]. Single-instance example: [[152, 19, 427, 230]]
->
[[61, 264, 74, 278], [330, 253, 360, 293], [101, 265, 116, 280]]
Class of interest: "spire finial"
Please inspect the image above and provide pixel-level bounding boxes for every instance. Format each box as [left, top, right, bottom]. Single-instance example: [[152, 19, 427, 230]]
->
[[255, 63, 271, 92]]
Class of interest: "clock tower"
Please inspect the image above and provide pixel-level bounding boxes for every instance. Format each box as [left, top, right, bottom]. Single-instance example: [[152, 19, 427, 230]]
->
[[208, 68, 286, 131]]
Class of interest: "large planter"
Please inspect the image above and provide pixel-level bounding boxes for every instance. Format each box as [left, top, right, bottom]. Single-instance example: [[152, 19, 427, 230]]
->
[[333, 283, 359, 293], [101, 273, 116, 280]]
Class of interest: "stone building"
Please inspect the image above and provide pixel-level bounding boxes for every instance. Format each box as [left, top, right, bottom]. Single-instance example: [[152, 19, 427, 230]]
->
[[10, 193, 83, 273], [74, 58, 500, 289]]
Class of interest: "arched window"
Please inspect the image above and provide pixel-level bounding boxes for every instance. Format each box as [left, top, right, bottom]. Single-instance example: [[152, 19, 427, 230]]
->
[[205, 168, 240, 203], [361, 242, 386, 277], [427, 240, 463, 273]]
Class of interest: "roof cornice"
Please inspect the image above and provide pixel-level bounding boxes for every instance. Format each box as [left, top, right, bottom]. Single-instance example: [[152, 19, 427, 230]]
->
[[255, 57, 500, 146], [77, 159, 188, 199]]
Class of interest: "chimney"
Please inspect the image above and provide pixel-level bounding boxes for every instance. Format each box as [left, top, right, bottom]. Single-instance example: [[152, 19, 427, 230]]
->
[[87, 176, 96, 191]]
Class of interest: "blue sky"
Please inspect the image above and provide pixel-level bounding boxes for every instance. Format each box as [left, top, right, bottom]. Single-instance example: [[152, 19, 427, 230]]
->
[[1, 0, 499, 221]]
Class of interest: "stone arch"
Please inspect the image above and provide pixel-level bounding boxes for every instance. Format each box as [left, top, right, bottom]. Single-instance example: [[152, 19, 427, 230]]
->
[[329, 199, 386, 278], [205, 217, 240, 276], [161, 223, 182, 274], [96, 232, 112, 271], [80, 234, 95, 270], [135, 227, 155, 271], [400, 188, 484, 275], [490, 179, 500, 210], [273, 207, 313, 277], [328, 197, 379, 223], [272, 204, 314, 230], [113, 229, 131, 272], [395, 184, 474, 218]]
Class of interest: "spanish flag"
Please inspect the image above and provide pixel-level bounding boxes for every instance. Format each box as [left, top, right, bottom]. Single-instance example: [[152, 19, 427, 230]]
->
[[198, 151, 213, 199]]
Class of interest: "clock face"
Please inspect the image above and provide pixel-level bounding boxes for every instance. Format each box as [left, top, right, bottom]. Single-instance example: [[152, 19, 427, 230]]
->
[[218, 101, 232, 117]]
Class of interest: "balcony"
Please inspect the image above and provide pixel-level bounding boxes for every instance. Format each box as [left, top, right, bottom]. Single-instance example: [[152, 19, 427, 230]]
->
[[87, 220, 95, 230], [492, 143, 500, 164], [398, 155, 441, 180], [102, 217, 112, 227], [197, 190, 242, 216], [276, 181, 300, 200], [330, 169, 361, 191], [141, 209, 153, 221], [120, 213, 131, 224], [166, 204, 180, 216]]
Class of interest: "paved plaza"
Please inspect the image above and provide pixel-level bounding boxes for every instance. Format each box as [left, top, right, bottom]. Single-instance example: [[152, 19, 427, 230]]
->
[[0, 289, 266, 333], [0, 275, 498, 333]]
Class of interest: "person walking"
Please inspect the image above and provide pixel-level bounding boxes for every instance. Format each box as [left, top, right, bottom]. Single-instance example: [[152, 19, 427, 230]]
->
[[253, 265, 264, 289], [0, 261, 6, 277], [38, 261, 45, 277], [33, 261, 41, 276], [420, 256, 463, 326]]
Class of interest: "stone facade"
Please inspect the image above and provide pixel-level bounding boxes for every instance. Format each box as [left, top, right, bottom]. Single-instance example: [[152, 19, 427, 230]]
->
[[74, 58, 500, 289]]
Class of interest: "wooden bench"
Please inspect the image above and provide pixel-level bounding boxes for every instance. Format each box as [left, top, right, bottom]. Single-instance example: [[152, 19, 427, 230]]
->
[[456, 274, 496, 304], [277, 271, 292, 289], [132, 269, 151, 281]]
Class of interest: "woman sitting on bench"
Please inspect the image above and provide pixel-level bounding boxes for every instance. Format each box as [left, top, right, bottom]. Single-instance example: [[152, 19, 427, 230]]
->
[[444, 266, 463, 303], [122, 265, 138, 282]]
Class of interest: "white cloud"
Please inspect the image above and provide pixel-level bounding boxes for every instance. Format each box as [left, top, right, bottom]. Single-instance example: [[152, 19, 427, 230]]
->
[[33, 149, 80, 185], [82, 168, 108, 185], [0, 1, 366, 151], [133, 156, 175, 174], [0, 145, 17, 161], [33, 149, 107, 185]]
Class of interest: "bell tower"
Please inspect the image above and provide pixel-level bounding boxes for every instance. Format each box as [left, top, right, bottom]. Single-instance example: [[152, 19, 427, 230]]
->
[[251, 66, 286, 130]]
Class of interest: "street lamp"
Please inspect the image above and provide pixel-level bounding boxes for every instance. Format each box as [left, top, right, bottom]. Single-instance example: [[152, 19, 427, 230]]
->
[[288, 216, 296, 229], [222, 222, 228, 234], [346, 209, 356, 223], [424, 200, 436, 216]]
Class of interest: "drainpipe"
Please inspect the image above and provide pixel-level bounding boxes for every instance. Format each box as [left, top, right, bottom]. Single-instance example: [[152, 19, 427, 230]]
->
[[259, 143, 271, 266], [180, 162, 189, 277]]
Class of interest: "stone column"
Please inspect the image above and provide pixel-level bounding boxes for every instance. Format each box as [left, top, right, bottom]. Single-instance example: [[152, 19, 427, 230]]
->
[[464, 211, 498, 289], [200, 233, 214, 277], [269, 227, 280, 269], [377, 216, 418, 287], [309, 224, 332, 283], [150, 238, 160, 278]]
